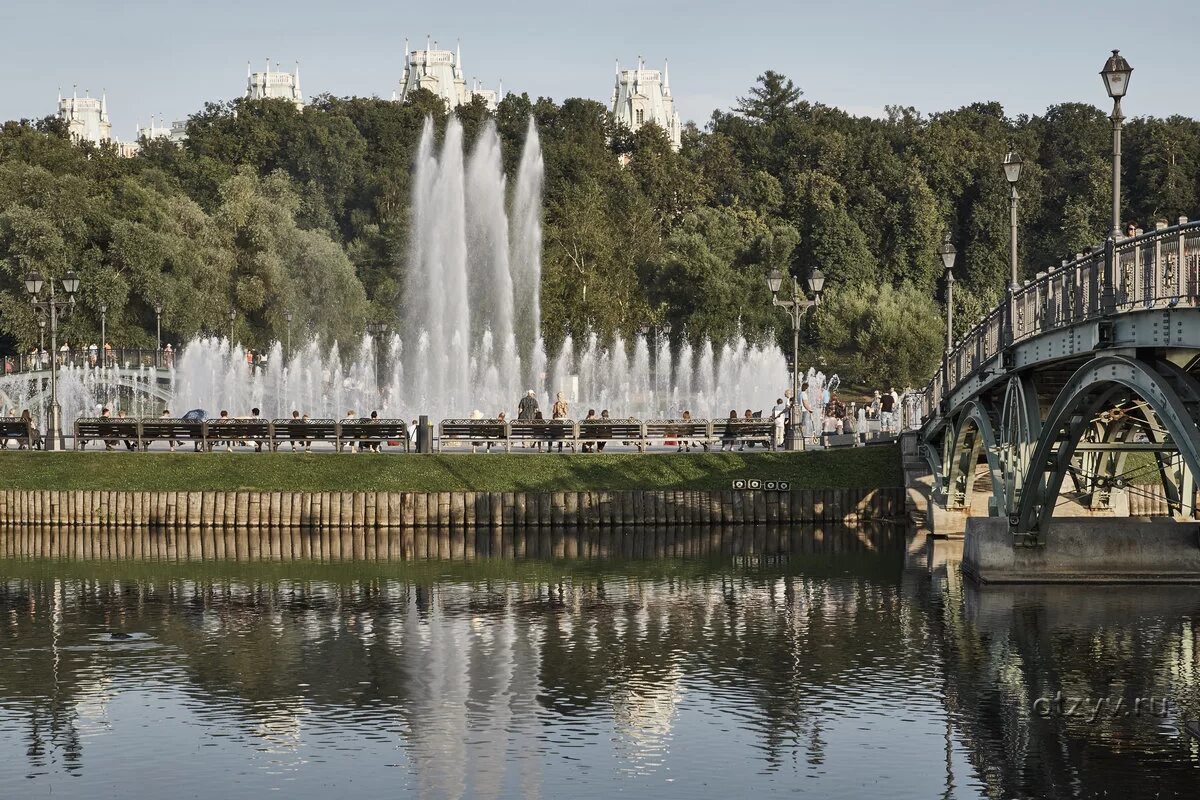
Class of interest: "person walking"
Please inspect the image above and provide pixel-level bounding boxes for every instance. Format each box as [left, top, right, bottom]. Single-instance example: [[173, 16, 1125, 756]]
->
[[771, 397, 787, 449], [798, 383, 815, 445], [551, 392, 569, 453]]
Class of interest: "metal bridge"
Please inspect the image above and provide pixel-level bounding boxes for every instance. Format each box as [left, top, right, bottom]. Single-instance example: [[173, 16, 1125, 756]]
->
[[918, 218, 1200, 544]]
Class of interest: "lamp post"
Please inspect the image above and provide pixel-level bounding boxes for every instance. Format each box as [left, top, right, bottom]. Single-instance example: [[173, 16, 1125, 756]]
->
[[367, 322, 389, 399], [767, 267, 825, 451], [939, 237, 957, 398], [1100, 49, 1132, 239], [284, 310, 293, 364], [227, 309, 237, 343], [638, 322, 672, 417], [98, 303, 108, 366], [25, 269, 81, 450], [154, 300, 163, 365], [37, 318, 45, 365], [1002, 151, 1022, 289]]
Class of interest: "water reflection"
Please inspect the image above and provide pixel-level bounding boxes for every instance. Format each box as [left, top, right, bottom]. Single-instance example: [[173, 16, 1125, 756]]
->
[[0, 527, 1198, 798]]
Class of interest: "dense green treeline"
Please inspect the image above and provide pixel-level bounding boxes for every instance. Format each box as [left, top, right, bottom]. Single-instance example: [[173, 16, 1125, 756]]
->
[[1, 72, 1197, 386]]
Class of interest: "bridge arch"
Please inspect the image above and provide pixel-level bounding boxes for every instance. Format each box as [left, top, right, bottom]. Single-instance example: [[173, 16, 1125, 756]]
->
[[1012, 355, 1200, 539], [945, 399, 1006, 517]]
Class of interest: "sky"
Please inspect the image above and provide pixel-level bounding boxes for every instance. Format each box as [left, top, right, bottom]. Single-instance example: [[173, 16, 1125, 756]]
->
[[1, 0, 1197, 138]]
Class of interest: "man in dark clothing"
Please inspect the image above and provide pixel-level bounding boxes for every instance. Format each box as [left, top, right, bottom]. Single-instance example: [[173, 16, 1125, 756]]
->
[[880, 390, 896, 433], [517, 390, 539, 421]]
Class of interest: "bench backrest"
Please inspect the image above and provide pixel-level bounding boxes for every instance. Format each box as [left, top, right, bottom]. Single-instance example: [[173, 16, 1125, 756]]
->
[[0, 417, 32, 438], [340, 419, 409, 439], [139, 418, 205, 438], [440, 419, 507, 440], [719, 420, 774, 437], [643, 420, 711, 439], [577, 419, 642, 439], [271, 419, 338, 439], [75, 418, 137, 436], [204, 419, 270, 438], [508, 419, 576, 439]]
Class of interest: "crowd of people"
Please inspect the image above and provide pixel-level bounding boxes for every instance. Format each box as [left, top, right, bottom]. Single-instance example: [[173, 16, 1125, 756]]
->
[[7, 342, 175, 372]]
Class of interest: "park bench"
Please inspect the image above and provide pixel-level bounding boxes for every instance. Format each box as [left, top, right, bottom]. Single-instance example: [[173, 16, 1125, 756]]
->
[[439, 419, 509, 452], [508, 419, 577, 451], [643, 420, 712, 448], [339, 419, 411, 452], [138, 418, 206, 451], [74, 418, 138, 450], [717, 419, 776, 450], [0, 417, 35, 450], [577, 418, 644, 451], [269, 418, 339, 451], [823, 432, 858, 448], [203, 418, 271, 451]]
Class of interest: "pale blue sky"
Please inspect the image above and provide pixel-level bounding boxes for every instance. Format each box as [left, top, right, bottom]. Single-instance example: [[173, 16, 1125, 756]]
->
[[1, 0, 1196, 138]]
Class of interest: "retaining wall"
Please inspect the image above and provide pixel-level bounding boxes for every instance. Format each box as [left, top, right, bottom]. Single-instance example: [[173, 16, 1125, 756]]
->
[[0, 487, 904, 530]]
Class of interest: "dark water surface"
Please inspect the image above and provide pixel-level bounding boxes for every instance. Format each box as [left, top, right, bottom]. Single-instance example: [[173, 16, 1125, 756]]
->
[[0, 525, 1198, 799]]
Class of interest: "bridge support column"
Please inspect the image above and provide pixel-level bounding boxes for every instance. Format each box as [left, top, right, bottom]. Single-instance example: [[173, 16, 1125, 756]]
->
[[927, 499, 969, 539], [963, 516, 1200, 583]]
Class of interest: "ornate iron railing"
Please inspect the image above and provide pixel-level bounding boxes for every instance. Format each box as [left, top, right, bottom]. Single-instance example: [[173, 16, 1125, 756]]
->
[[922, 218, 1200, 425]]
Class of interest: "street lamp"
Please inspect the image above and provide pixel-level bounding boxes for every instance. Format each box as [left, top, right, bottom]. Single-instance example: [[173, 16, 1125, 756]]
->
[[367, 322, 389, 399], [939, 237, 957, 351], [98, 303, 108, 366], [154, 300, 163, 364], [1002, 151, 1022, 290], [227, 309, 237, 343], [1101, 49, 1132, 239], [767, 267, 824, 450], [284, 310, 294, 364], [638, 322, 672, 417], [25, 270, 81, 450]]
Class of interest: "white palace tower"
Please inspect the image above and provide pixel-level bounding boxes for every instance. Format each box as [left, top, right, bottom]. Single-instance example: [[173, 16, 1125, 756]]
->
[[394, 38, 500, 112], [246, 59, 304, 108], [611, 58, 681, 150], [57, 87, 112, 144]]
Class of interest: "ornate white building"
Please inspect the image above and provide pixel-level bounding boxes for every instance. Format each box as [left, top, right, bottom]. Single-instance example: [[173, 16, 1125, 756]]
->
[[393, 39, 500, 112], [137, 117, 187, 144], [611, 58, 681, 150], [57, 88, 112, 144], [246, 59, 304, 108]]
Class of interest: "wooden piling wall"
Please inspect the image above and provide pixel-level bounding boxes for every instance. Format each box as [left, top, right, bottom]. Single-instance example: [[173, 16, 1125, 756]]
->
[[0, 487, 904, 530]]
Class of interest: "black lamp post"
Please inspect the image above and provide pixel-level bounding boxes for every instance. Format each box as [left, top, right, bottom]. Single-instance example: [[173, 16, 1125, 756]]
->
[[25, 269, 81, 450], [1002, 151, 1023, 290], [1100, 49, 1132, 239], [938, 237, 957, 400], [367, 322, 389, 399], [98, 302, 108, 366], [227, 309, 237, 343], [767, 267, 825, 450], [638, 322, 672, 417], [284, 310, 293, 364]]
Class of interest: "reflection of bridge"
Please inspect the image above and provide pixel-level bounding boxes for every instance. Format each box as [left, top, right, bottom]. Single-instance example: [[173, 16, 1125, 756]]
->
[[917, 219, 1200, 579]]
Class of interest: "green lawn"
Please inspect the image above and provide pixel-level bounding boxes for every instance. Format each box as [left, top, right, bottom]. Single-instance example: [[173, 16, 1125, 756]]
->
[[0, 447, 901, 492]]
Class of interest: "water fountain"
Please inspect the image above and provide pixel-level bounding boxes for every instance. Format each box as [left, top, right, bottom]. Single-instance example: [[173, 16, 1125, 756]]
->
[[2, 117, 837, 425]]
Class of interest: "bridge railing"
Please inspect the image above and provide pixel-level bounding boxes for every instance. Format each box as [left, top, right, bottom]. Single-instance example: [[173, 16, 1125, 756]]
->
[[2, 348, 174, 374], [926, 217, 1200, 421]]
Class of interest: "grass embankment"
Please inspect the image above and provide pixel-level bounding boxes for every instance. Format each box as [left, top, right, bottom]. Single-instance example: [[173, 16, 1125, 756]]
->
[[0, 447, 901, 493]]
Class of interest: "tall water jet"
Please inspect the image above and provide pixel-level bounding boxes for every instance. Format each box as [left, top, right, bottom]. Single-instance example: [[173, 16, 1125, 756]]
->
[[510, 118, 544, 390]]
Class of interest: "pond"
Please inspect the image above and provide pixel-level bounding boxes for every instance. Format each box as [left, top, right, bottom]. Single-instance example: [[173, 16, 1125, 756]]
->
[[0, 525, 1196, 798]]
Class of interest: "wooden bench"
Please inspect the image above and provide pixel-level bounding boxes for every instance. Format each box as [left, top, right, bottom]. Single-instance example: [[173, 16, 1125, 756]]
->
[[509, 419, 576, 451], [643, 420, 712, 447], [439, 419, 508, 451], [203, 419, 271, 451], [138, 418, 206, 451], [74, 418, 138, 450], [577, 419, 645, 451], [0, 417, 35, 450], [716, 420, 776, 450], [339, 419, 411, 452], [269, 418, 339, 451]]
